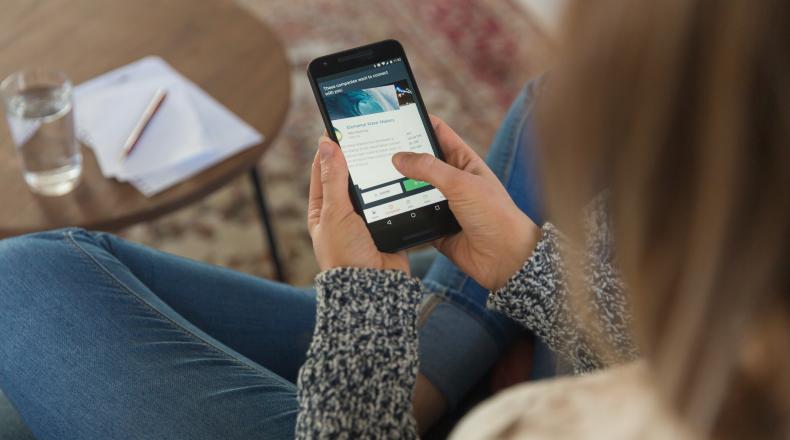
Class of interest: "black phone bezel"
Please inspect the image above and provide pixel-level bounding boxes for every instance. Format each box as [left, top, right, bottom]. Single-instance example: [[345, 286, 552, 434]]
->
[[307, 39, 460, 253]]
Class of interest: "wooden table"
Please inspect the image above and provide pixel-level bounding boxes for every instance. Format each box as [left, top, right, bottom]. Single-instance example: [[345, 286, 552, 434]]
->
[[0, 0, 290, 280]]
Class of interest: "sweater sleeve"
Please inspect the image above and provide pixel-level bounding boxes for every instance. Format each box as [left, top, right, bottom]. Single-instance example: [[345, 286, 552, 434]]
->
[[295, 267, 423, 439], [487, 201, 638, 372]]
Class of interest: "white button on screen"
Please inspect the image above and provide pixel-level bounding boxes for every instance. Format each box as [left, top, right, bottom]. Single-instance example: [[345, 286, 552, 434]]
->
[[361, 182, 404, 204]]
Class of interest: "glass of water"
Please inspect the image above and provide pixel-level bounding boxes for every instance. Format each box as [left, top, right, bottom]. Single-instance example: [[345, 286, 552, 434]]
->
[[1, 69, 82, 196]]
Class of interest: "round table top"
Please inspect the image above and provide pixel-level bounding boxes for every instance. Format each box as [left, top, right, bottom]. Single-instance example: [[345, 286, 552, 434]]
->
[[0, 0, 290, 237]]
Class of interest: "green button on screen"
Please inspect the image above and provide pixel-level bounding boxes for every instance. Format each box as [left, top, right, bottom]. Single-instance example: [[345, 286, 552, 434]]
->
[[403, 179, 429, 191]]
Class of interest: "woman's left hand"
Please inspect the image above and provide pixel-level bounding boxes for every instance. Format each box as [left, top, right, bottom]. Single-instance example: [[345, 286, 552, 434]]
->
[[307, 136, 410, 274]]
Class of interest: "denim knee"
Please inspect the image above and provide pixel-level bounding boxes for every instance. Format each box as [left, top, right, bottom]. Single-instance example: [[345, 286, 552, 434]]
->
[[0, 228, 115, 255], [0, 228, 73, 263], [0, 228, 109, 293]]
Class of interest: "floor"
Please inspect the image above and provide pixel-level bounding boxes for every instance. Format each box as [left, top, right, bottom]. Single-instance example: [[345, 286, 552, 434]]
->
[[117, 0, 553, 286], [0, 389, 33, 440], [515, 0, 567, 33]]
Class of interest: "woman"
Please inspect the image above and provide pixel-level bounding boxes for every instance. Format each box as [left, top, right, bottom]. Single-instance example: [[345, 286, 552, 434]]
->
[[2, 0, 788, 439], [298, 0, 789, 437]]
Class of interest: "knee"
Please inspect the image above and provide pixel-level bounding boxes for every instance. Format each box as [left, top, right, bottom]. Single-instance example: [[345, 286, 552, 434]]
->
[[0, 228, 74, 261], [0, 228, 108, 283], [0, 228, 106, 314]]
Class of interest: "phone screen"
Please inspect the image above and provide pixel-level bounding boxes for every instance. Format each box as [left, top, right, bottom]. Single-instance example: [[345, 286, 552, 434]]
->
[[316, 58, 447, 224]]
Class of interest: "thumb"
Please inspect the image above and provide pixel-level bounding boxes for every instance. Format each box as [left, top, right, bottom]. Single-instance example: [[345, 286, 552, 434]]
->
[[318, 137, 353, 212], [392, 152, 463, 196]]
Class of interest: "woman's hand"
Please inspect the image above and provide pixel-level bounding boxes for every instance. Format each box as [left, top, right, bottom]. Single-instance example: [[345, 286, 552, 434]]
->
[[393, 116, 541, 290], [308, 137, 410, 274]]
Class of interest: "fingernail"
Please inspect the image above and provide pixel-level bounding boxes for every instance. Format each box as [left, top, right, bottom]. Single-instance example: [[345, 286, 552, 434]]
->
[[319, 141, 334, 161]]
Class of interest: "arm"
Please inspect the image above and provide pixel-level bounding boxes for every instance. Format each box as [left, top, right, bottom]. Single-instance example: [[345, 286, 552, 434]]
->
[[488, 200, 638, 372], [301, 117, 545, 437], [295, 268, 422, 439]]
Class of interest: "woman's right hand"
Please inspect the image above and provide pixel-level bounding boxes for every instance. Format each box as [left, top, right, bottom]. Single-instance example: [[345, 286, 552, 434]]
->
[[392, 116, 541, 291]]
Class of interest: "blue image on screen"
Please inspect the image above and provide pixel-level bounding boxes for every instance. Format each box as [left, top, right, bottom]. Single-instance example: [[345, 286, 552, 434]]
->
[[325, 84, 399, 120]]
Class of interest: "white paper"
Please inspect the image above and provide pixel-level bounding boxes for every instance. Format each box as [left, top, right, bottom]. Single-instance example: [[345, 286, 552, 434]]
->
[[128, 151, 220, 196], [74, 56, 263, 196]]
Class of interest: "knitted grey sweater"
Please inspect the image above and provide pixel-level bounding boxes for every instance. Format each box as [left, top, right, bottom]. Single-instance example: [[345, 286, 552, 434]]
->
[[295, 209, 636, 438]]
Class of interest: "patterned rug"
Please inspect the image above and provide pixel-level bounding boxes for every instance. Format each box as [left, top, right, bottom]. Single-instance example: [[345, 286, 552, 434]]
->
[[119, 0, 551, 285]]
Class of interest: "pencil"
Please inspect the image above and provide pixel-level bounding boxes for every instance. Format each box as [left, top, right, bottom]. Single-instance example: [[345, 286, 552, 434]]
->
[[120, 87, 167, 161]]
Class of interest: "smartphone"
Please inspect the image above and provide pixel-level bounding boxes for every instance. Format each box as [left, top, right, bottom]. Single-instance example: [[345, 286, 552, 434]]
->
[[307, 39, 461, 253]]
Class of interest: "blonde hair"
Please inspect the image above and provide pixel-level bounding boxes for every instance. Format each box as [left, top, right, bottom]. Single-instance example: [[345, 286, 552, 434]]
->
[[537, 0, 790, 437]]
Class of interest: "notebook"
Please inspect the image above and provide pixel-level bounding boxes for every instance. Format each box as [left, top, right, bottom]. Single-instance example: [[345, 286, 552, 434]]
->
[[74, 56, 264, 196]]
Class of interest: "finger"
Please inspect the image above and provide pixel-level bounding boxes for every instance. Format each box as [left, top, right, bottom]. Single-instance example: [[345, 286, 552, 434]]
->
[[307, 148, 322, 234], [391, 151, 465, 197], [428, 115, 490, 176], [318, 136, 354, 213]]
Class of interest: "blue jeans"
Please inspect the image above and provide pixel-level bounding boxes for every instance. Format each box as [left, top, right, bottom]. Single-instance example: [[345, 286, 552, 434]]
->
[[0, 80, 547, 439]]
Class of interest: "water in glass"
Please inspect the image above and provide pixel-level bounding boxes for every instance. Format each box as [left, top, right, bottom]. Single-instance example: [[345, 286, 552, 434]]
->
[[2, 71, 82, 196]]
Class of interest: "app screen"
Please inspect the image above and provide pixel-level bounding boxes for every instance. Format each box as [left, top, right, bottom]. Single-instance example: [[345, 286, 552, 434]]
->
[[318, 59, 446, 223]]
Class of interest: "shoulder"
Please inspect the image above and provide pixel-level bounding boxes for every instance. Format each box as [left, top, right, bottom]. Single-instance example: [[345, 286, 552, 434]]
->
[[450, 362, 696, 440]]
